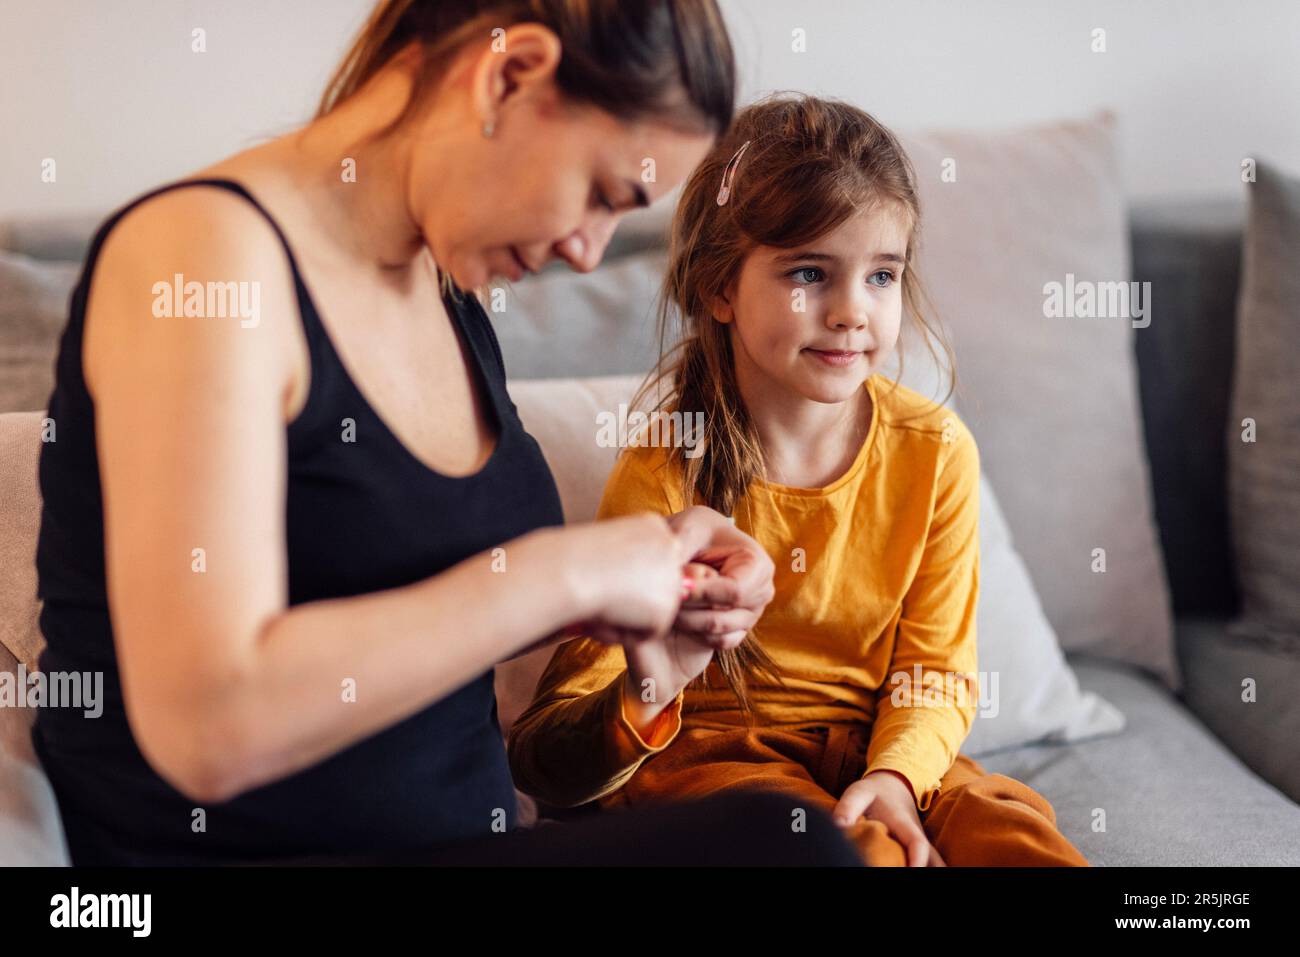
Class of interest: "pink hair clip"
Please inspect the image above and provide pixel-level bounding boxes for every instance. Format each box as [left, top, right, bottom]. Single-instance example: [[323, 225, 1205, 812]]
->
[[715, 139, 752, 206]]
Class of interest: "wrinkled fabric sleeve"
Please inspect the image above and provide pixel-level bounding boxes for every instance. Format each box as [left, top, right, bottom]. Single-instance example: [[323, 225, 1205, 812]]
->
[[864, 419, 981, 813], [506, 447, 688, 808]]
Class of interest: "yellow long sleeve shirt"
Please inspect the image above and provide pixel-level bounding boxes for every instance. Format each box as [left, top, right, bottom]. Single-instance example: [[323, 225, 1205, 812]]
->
[[507, 374, 981, 814]]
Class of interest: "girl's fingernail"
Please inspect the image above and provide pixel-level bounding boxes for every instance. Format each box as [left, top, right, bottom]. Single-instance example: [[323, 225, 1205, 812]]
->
[[681, 577, 696, 597]]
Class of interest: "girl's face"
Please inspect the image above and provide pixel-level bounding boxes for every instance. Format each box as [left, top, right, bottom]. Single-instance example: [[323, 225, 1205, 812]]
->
[[408, 27, 715, 290], [716, 204, 910, 407]]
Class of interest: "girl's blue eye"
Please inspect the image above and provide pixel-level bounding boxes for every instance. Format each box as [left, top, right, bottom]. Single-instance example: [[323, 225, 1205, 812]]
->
[[789, 266, 823, 284], [787, 267, 897, 286]]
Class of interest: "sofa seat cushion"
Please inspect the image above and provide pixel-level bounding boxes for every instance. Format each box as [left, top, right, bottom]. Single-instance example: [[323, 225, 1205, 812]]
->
[[978, 654, 1300, 866]]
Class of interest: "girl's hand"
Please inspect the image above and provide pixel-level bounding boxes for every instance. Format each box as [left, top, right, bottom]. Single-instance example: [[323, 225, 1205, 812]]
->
[[664, 506, 776, 642], [619, 562, 743, 735], [832, 770, 947, 867]]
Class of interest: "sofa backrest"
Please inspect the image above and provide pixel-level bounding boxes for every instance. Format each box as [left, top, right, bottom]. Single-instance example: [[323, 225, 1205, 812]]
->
[[1129, 198, 1246, 619], [1, 194, 1250, 631]]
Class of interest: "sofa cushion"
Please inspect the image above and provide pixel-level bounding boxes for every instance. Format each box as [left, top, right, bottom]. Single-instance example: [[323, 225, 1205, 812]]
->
[[492, 250, 668, 380], [0, 412, 44, 671], [492, 377, 631, 733], [0, 214, 102, 264], [0, 641, 70, 865], [0, 252, 78, 414], [980, 654, 1300, 866], [1227, 160, 1300, 644], [1178, 615, 1300, 805], [961, 470, 1125, 755], [889, 113, 1177, 691], [1129, 199, 1245, 619]]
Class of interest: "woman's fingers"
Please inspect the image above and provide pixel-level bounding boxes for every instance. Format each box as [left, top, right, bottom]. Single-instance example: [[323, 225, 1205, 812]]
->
[[683, 561, 721, 579], [679, 574, 741, 609], [673, 606, 757, 638], [689, 628, 747, 651], [714, 629, 748, 649], [670, 514, 717, 567], [711, 547, 776, 612], [666, 507, 775, 614]]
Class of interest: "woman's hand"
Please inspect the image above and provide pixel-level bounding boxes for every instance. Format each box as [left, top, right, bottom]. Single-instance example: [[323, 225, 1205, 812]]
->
[[832, 770, 947, 866], [664, 506, 776, 642], [554, 513, 715, 647]]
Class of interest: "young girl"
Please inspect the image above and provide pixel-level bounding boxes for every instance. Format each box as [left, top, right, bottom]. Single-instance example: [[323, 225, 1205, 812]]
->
[[507, 94, 1088, 867]]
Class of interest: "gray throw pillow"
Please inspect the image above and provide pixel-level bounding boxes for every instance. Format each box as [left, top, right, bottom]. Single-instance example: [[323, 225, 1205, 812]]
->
[[1227, 161, 1300, 645], [1214, 159, 1300, 805], [0, 252, 80, 413]]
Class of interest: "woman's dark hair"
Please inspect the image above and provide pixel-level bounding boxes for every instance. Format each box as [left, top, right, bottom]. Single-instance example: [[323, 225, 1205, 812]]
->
[[319, 0, 735, 137]]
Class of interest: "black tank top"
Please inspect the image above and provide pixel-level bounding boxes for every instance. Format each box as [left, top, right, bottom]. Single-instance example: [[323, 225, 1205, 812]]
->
[[31, 178, 566, 865]]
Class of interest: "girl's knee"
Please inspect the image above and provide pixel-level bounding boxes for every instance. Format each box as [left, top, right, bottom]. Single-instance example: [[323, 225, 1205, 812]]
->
[[951, 772, 1057, 823]]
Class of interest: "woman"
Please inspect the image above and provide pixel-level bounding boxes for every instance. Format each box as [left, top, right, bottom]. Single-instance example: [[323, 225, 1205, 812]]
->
[[31, 0, 855, 865]]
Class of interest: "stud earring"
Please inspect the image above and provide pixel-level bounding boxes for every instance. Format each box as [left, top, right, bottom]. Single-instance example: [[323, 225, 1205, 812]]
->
[[482, 118, 495, 138]]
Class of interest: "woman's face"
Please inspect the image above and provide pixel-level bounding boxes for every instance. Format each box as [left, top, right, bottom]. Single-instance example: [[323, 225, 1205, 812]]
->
[[716, 204, 911, 408], [408, 27, 716, 290]]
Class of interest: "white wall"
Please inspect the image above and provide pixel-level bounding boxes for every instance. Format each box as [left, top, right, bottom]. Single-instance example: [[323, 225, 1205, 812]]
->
[[2, 0, 1297, 218]]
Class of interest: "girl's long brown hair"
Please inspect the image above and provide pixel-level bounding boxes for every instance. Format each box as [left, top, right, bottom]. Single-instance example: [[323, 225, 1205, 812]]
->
[[315, 0, 738, 300], [631, 93, 960, 714]]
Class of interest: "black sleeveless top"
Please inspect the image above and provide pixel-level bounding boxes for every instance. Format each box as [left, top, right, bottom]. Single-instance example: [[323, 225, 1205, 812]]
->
[[31, 178, 566, 865]]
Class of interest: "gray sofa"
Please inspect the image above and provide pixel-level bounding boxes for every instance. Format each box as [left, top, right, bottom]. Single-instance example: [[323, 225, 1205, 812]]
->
[[2, 196, 1298, 866], [969, 197, 1300, 866], [517, 197, 1300, 867]]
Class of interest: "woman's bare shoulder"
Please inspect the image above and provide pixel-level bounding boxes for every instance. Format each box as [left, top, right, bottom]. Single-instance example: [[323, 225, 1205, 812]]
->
[[100, 140, 303, 262], [82, 174, 303, 410]]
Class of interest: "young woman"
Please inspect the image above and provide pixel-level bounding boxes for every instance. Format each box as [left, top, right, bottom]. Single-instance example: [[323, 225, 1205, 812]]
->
[[30, 1, 836, 866]]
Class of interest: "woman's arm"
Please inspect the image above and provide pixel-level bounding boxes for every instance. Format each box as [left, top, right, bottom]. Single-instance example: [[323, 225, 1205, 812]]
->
[[83, 190, 686, 804]]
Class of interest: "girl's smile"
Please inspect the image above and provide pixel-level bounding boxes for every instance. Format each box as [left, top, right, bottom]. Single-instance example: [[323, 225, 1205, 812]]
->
[[803, 347, 871, 367]]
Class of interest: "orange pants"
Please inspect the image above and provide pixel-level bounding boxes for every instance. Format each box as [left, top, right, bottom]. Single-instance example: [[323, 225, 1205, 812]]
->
[[599, 723, 1089, 866]]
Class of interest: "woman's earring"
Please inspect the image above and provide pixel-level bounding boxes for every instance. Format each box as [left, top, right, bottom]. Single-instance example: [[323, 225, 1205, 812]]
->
[[482, 118, 495, 138]]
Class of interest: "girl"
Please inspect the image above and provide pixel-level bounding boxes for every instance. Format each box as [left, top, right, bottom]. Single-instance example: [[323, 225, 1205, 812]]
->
[[508, 94, 1090, 867]]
